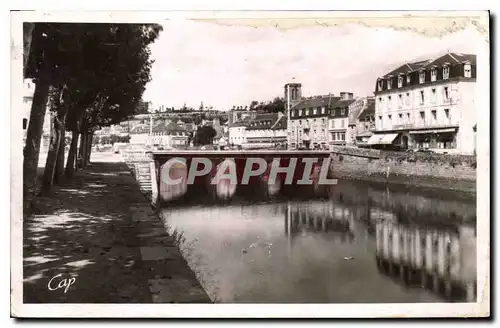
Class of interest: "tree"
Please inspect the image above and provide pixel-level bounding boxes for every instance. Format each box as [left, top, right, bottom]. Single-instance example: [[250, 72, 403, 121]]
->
[[24, 23, 162, 192], [23, 23, 63, 195], [193, 125, 216, 146], [249, 100, 259, 110]]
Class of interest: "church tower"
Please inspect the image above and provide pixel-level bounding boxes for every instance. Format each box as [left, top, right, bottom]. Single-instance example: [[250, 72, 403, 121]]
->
[[284, 81, 302, 149], [284, 81, 302, 111]]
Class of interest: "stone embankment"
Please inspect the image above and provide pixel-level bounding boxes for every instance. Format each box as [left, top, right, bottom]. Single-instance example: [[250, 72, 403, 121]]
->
[[330, 146, 477, 194]]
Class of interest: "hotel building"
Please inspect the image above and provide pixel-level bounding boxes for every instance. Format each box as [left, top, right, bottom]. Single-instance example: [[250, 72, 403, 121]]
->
[[371, 53, 477, 154]]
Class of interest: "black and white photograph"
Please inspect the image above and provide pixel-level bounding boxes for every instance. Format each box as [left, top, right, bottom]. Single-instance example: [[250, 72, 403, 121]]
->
[[10, 10, 490, 318]]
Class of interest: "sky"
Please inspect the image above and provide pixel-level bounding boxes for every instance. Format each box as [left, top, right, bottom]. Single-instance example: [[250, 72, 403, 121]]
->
[[142, 19, 483, 111]]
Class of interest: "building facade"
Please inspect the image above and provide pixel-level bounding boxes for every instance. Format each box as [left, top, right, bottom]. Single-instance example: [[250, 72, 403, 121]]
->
[[286, 83, 334, 150], [347, 96, 375, 147], [372, 53, 477, 154], [328, 92, 355, 147]]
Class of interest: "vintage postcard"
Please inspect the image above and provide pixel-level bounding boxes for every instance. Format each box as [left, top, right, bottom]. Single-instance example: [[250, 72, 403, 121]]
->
[[10, 10, 490, 318]]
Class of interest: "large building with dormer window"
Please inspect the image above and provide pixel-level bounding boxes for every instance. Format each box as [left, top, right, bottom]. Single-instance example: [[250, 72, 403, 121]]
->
[[371, 52, 477, 155]]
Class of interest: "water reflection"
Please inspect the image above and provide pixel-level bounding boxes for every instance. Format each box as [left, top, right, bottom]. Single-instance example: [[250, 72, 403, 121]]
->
[[375, 221, 477, 302], [161, 180, 476, 303]]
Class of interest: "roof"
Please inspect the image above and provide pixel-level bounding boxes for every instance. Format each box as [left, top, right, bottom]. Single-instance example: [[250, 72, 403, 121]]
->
[[229, 116, 252, 128], [271, 115, 287, 130], [246, 113, 279, 131], [152, 121, 187, 134], [382, 53, 476, 78], [332, 99, 355, 108], [291, 95, 340, 110]]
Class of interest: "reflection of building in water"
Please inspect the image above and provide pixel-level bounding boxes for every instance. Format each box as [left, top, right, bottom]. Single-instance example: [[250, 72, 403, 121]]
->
[[285, 202, 354, 242], [375, 221, 476, 302]]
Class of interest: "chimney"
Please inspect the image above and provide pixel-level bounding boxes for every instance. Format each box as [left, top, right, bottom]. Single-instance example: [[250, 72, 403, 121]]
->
[[340, 92, 354, 100]]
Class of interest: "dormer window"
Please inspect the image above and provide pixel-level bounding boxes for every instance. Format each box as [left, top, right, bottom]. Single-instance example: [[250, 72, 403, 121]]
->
[[419, 71, 425, 84], [464, 63, 472, 78], [443, 65, 450, 79], [378, 79, 383, 91], [406, 74, 411, 84], [430, 68, 437, 82], [398, 75, 403, 88], [387, 79, 392, 90]]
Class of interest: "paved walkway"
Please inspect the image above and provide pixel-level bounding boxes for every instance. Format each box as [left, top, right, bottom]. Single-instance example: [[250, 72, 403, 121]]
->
[[23, 153, 210, 303]]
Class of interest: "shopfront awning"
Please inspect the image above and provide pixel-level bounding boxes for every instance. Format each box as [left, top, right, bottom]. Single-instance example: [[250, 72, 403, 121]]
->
[[409, 128, 457, 134], [367, 133, 399, 145]]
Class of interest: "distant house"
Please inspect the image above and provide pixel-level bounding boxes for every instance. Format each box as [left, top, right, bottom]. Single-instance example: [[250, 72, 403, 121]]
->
[[243, 112, 287, 149], [151, 121, 189, 148]]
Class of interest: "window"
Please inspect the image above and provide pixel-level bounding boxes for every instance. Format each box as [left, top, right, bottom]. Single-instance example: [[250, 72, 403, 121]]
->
[[341, 108, 345, 115], [331, 120, 335, 128], [341, 133, 345, 141], [387, 79, 392, 90], [431, 110, 437, 123], [378, 80, 383, 91], [313, 108, 317, 115], [398, 113, 403, 124], [341, 119, 345, 128], [398, 76, 403, 88], [444, 108, 451, 123], [443, 86, 450, 102], [398, 94, 403, 108], [292, 111, 296, 117], [431, 68, 437, 82], [464, 63, 472, 77], [406, 112, 411, 123], [322, 118, 325, 124], [431, 88, 437, 103], [407, 74, 411, 84], [443, 66, 450, 79], [420, 90, 425, 105], [420, 111, 425, 124], [387, 96, 392, 109], [299, 109, 303, 116], [321, 107, 325, 114], [419, 71, 425, 84], [22, 118, 27, 130], [405, 92, 410, 106]]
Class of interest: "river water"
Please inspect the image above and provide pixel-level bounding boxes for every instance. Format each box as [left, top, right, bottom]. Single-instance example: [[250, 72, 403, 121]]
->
[[160, 180, 476, 303]]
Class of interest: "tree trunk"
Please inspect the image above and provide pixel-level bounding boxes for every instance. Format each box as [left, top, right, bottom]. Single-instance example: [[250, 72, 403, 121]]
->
[[79, 131, 88, 169], [54, 128, 66, 184], [65, 130, 79, 178], [23, 74, 50, 196], [23, 23, 35, 78], [85, 132, 93, 164], [40, 88, 69, 195]]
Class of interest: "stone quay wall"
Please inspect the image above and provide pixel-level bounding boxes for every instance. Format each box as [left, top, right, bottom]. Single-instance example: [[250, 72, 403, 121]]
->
[[330, 146, 476, 194]]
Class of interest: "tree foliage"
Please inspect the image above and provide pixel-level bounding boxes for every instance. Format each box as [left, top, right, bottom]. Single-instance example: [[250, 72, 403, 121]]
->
[[249, 97, 285, 113], [194, 125, 216, 146]]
